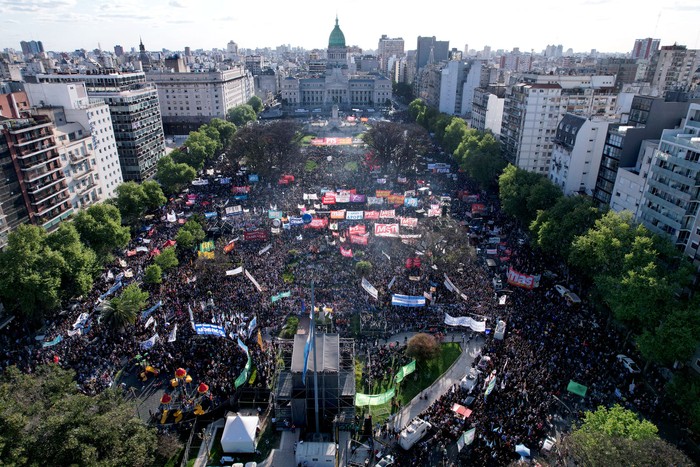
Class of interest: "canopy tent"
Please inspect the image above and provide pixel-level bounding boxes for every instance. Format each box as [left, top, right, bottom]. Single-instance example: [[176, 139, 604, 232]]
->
[[221, 414, 258, 453]]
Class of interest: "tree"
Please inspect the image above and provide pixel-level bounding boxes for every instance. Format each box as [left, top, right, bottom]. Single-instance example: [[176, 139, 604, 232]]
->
[[156, 155, 196, 194], [0, 224, 65, 322], [247, 95, 263, 114], [143, 264, 163, 284], [176, 219, 206, 250], [455, 131, 506, 189], [74, 203, 131, 260], [392, 82, 413, 103], [227, 104, 257, 126], [46, 223, 98, 299], [637, 303, 700, 366], [362, 122, 430, 175], [141, 180, 167, 211], [564, 404, 691, 466], [0, 364, 158, 467], [207, 118, 237, 148], [408, 99, 425, 122], [103, 283, 149, 330], [114, 181, 148, 226], [406, 333, 441, 363], [355, 260, 373, 276], [441, 118, 469, 155], [154, 246, 178, 271], [227, 120, 302, 177], [529, 196, 602, 260], [498, 164, 562, 225]]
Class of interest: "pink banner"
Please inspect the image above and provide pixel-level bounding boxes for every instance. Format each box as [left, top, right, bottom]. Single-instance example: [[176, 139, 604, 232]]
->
[[340, 246, 353, 257], [350, 234, 369, 245], [349, 224, 366, 235], [380, 210, 395, 219], [400, 217, 418, 228], [232, 186, 250, 194], [506, 267, 536, 290], [364, 211, 380, 220], [244, 230, 269, 241], [374, 224, 400, 237], [306, 218, 328, 229]]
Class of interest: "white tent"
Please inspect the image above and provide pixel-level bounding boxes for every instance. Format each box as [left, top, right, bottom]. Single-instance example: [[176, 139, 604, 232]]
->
[[221, 415, 258, 453]]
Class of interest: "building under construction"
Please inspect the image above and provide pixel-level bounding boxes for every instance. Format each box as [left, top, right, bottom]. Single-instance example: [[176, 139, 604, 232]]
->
[[273, 333, 356, 433]]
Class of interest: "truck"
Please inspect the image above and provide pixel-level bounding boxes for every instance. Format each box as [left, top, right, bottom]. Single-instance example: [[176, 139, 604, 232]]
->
[[399, 418, 432, 450]]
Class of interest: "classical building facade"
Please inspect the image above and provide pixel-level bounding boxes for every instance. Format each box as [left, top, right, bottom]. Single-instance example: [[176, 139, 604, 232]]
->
[[280, 18, 392, 110]]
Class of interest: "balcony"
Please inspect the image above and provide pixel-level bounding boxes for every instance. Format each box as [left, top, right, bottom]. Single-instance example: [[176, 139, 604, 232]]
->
[[17, 143, 58, 160], [19, 153, 61, 172], [69, 152, 89, 164], [23, 161, 63, 181], [27, 177, 65, 195], [77, 181, 97, 195], [32, 187, 69, 208], [14, 133, 53, 147]]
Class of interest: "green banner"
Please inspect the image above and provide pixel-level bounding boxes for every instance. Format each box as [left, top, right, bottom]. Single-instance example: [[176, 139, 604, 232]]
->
[[567, 380, 587, 398], [271, 291, 291, 303], [199, 241, 215, 252], [235, 356, 252, 389], [355, 388, 395, 406], [394, 360, 416, 384]]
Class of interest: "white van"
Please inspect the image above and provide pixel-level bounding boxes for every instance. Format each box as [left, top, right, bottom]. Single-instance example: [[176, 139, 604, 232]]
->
[[399, 418, 431, 450]]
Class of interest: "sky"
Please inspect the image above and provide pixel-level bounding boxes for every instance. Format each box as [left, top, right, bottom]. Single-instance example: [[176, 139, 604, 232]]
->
[[2, 0, 700, 55]]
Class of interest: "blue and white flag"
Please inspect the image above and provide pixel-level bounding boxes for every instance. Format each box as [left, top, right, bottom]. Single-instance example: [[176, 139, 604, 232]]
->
[[194, 323, 226, 338], [140, 333, 159, 350], [42, 335, 63, 348], [247, 317, 257, 339], [167, 323, 178, 343], [302, 305, 314, 384], [99, 281, 122, 301], [237, 337, 249, 356], [391, 294, 426, 307], [141, 300, 162, 320]]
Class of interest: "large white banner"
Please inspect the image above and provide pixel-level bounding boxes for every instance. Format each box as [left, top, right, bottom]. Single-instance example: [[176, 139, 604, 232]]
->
[[303, 193, 319, 200], [245, 269, 263, 292], [361, 277, 378, 300], [346, 211, 364, 220], [367, 196, 384, 205], [444, 313, 486, 332], [374, 223, 400, 237], [226, 266, 244, 276]]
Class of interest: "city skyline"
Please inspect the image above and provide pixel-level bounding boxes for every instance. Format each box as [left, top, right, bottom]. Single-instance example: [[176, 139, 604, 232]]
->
[[2, 0, 700, 55]]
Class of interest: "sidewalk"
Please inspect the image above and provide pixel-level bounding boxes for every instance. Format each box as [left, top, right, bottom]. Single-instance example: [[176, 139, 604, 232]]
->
[[258, 429, 300, 467], [391, 334, 484, 431]]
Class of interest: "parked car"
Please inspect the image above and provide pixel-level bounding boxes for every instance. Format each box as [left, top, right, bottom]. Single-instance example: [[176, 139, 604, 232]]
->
[[376, 454, 395, 466], [460, 367, 480, 393], [617, 354, 641, 374], [554, 284, 569, 296]]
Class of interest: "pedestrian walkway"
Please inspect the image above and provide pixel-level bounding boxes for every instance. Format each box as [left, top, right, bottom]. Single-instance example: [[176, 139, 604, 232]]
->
[[258, 429, 300, 467], [391, 333, 484, 432]]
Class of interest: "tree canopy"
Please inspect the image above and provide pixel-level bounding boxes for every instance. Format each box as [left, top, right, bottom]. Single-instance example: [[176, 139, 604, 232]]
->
[[406, 333, 441, 363], [226, 120, 302, 177], [175, 219, 206, 250], [156, 155, 196, 194], [114, 181, 166, 227], [227, 104, 258, 126], [103, 283, 149, 330], [46, 223, 98, 299], [154, 246, 178, 271], [247, 95, 263, 114], [454, 130, 506, 189], [73, 203, 130, 260], [362, 121, 430, 175], [143, 264, 163, 285], [498, 164, 562, 225], [0, 364, 159, 467]]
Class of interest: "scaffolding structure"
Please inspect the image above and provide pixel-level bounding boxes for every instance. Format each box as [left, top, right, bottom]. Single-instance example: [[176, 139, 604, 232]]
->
[[273, 333, 356, 433]]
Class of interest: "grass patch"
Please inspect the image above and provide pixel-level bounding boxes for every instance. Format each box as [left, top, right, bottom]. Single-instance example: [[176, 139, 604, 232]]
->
[[282, 269, 295, 283], [358, 342, 462, 425], [304, 159, 319, 172], [279, 316, 299, 338], [300, 135, 314, 145], [343, 161, 358, 171]]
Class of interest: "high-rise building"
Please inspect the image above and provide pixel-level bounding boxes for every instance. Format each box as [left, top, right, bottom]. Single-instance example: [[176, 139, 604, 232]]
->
[[639, 103, 700, 264], [631, 38, 660, 60], [471, 85, 506, 136], [377, 35, 404, 77], [592, 95, 691, 205], [416, 36, 449, 75], [0, 91, 30, 118], [19, 40, 44, 56], [438, 60, 488, 117], [147, 65, 254, 135], [0, 115, 73, 233], [114, 45, 124, 57], [501, 74, 617, 174], [646, 44, 700, 97], [24, 82, 124, 201], [34, 72, 166, 181]]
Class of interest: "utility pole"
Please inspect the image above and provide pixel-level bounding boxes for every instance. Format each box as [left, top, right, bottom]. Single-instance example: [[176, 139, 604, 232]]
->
[[311, 281, 320, 434]]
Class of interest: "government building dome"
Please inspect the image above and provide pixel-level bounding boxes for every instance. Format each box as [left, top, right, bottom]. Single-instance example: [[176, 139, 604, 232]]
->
[[328, 16, 346, 48]]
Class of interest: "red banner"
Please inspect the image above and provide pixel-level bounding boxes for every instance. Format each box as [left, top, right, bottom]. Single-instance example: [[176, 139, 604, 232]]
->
[[400, 217, 418, 228], [244, 230, 269, 241], [375, 190, 391, 198], [374, 224, 399, 237], [349, 224, 366, 235], [232, 186, 250, 194], [364, 211, 380, 220], [506, 267, 537, 290], [471, 203, 487, 215], [405, 257, 422, 269], [388, 194, 405, 205], [340, 246, 353, 257], [306, 218, 328, 229], [350, 234, 369, 245], [322, 193, 336, 205]]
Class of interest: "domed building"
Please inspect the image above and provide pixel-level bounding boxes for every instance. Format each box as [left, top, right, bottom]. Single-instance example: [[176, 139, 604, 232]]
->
[[280, 17, 392, 110], [327, 16, 348, 68]]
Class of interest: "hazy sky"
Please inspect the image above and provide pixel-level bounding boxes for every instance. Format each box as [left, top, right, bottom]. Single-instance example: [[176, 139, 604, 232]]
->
[[2, 0, 700, 54]]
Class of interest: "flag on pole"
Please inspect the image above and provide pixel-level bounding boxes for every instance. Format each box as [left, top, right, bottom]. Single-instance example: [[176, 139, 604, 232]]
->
[[302, 305, 314, 384], [168, 323, 178, 343], [257, 329, 264, 350]]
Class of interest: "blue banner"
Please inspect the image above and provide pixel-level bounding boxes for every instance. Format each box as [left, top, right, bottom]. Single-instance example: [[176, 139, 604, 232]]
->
[[205, 212, 218, 219], [248, 174, 259, 183], [289, 216, 304, 226], [234, 194, 248, 201], [247, 316, 257, 338], [237, 337, 249, 356], [194, 323, 227, 338], [141, 300, 163, 320], [391, 294, 426, 307], [99, 281, 122, 301], [42, 335, 63, 348]]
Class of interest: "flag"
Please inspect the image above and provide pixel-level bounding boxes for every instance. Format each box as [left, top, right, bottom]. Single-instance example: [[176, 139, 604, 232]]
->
[[257, 329, 264, 350], [226, 266, 243, 276], [247, 316, 257, 338], [144, 316, 154, 329], [302, 305, 314, 384], [458, 428, 476, 451], [168, 323, 178, 343], [140, 333, 159, 350], [485, 371, 497, 398]]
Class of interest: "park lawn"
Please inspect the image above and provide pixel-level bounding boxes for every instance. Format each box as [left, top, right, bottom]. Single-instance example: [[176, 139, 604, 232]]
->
[[359, 342, 462, 425]]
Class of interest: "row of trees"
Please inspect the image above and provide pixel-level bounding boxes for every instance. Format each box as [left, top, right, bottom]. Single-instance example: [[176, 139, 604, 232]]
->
[[407, 99, 506, 188]]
